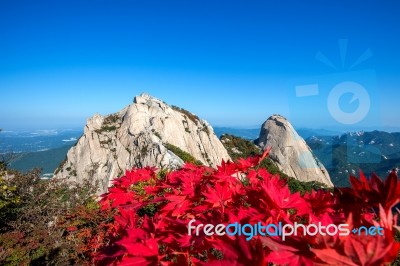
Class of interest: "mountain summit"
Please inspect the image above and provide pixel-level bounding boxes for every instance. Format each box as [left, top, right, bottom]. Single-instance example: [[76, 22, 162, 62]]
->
[[53, 93, 231, 193], [257, 115, 333, 187]]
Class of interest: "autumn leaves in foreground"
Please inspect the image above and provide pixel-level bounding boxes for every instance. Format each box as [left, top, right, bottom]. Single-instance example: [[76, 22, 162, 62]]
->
[[76, 149, 399, 265]]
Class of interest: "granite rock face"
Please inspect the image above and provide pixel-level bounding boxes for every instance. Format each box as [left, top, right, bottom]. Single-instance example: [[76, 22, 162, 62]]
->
[[257, 115, 333, 187], [53, 93, 231, 193]]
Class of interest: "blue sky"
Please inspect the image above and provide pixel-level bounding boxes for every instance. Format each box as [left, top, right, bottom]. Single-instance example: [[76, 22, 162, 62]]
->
[[0, 0, 399, 130]]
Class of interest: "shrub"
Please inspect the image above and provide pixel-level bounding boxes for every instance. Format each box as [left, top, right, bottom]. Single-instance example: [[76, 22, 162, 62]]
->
[[220, 134, 261, 160], [0, 168, 102, 265], [95, 125, 117, 134], [95, 114, 120, 134], [104, 114, 119, 124]]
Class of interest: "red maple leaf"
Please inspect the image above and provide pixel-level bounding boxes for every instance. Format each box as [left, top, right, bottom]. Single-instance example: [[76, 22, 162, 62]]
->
[[162, 194, 191, 217], [260, 177, 311, 215], [106, 187, 135, 208], [203, 183, 233, 213]]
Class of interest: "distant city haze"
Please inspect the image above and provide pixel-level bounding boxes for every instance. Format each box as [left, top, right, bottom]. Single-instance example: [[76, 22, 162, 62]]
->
[[1, 1, 399, 131]]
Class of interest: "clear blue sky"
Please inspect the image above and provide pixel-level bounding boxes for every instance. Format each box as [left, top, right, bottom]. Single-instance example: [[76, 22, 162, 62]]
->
[[0, 0, 399, 130]]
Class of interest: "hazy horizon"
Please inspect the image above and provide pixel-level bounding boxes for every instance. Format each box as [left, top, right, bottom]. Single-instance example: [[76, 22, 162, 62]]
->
[[2, 120, 400, 133]]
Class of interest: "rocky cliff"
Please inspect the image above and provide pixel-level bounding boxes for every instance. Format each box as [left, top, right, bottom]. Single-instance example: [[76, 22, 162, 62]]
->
[[54, 94, 231, 193], [257, 115, 333, 187]]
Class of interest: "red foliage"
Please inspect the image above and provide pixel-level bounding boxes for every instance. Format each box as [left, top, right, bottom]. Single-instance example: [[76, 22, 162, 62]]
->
[[58, 204, 117, 264], [91, 149, 399, 265]]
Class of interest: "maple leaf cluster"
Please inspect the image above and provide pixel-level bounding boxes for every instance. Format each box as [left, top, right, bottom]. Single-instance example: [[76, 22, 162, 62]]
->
[[94, 149, 400, 265]]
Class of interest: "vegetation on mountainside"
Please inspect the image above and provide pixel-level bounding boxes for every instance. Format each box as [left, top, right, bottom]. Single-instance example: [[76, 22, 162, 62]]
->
[[220, 134, 328, 195], [95, 114, 120, 134], [220, 134, 261, 160], [171, 105, 200, 124], [10, 145, 72, 175], [164, 143, 203, 166]]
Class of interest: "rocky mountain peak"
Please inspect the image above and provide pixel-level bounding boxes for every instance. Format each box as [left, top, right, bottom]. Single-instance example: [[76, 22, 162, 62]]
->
[[257, 115, 333, 187], [54, 94, 231, 193], [134, 93, 162, 104]]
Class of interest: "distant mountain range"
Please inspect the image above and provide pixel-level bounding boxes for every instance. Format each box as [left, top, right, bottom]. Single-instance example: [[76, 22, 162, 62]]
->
[[307, 130, 400, 186], [215, 128, 399, 185], [9, 145, 73, 177], [0, 129, 82, 176], [0, 129, 81, 153], [214, 127, 344, 140], [213, 127, 259, 140], [2, 126, 399, 187]]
